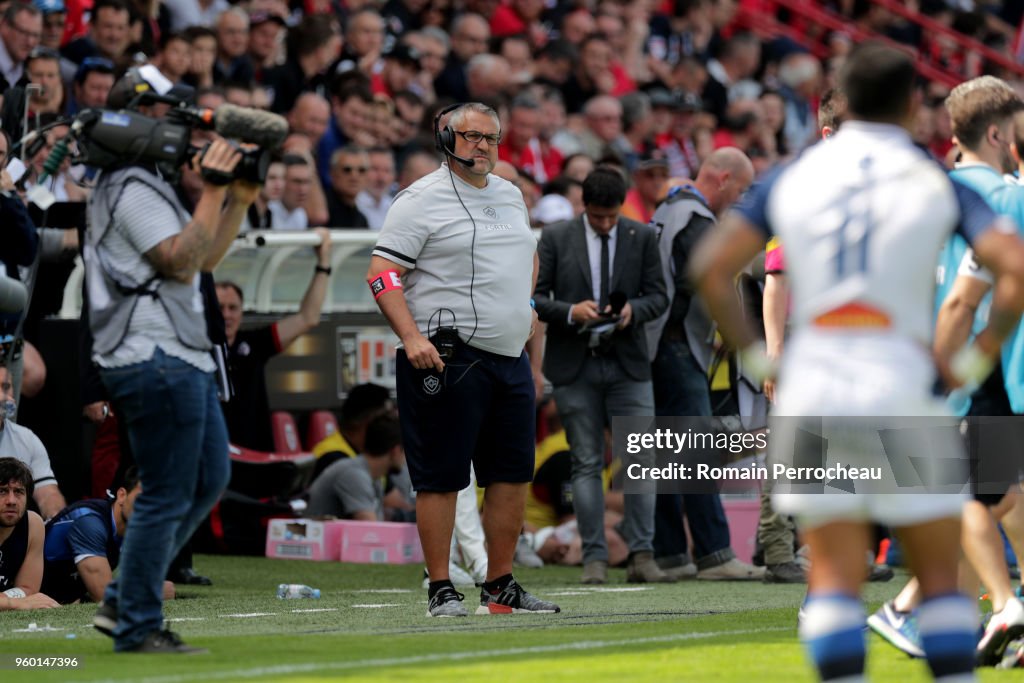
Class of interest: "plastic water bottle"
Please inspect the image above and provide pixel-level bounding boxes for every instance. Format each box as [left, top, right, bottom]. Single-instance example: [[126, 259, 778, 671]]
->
[[276, 584, 320, 599]]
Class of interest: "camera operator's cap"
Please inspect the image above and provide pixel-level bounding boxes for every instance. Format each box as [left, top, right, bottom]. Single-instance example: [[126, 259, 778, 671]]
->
[[34, 0, 65, 14], [249, 11, 286, 27], [384, 43, 422, 68]]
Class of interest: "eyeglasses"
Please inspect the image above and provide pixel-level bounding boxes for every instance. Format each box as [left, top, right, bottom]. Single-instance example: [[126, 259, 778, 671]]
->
[[340, 166, 368, 174], [10, 22, 42, 41], [455, 130, 501, 145]]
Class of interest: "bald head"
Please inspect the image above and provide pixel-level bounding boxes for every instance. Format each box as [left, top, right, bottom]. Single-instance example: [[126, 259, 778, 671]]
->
[[492, 160, 519, 183], [695, 148, 755, 215], [289, 92, 331, 144]]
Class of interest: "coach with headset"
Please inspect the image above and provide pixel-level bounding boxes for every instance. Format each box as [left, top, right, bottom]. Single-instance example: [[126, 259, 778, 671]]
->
[[367, 102, 559, 618]]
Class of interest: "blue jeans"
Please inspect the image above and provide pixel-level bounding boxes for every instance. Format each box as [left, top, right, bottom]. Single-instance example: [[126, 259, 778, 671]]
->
[[651, 338, 732, 564], [553, 356, 656, 564], [100, 348, 229, 651]]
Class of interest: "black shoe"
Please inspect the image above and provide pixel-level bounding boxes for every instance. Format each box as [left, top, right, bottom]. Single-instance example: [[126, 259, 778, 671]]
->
[[125, 629, 208, 655], [868, 564, 894, 582], [169, 568, 213, 585], [93, 602, 117, 637], [476, 578, 560, 615], [764, 561, 807, 584]]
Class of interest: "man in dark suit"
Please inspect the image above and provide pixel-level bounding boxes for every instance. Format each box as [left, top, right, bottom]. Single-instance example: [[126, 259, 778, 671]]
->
[[534, 168, 670, 585]]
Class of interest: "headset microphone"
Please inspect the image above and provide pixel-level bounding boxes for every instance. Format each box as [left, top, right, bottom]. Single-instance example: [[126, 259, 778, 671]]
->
[[448, 150, 476, 168]]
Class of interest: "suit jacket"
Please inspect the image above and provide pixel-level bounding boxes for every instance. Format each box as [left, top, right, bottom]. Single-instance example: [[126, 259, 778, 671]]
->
[[534, 216, 668, 385]]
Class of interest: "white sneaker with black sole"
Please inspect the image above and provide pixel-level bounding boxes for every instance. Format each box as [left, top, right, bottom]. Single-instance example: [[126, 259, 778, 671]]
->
[[978, 596, 1024, 666]]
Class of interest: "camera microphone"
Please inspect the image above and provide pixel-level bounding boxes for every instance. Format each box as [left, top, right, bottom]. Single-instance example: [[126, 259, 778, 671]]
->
[[172, 104, 289, 149]]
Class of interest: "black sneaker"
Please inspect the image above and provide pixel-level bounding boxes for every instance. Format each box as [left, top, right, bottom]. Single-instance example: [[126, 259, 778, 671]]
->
[[426, 586, 468, 617], [126, 629, 208, 654], [868, 564, 895, 582], [476, 578, 560, 615], [764, 561, 807, 584], [169, 568, 213, 586], [93, 602, 117, 638]]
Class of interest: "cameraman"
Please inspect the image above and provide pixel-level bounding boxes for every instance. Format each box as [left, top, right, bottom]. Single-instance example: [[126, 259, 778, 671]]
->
[[83, 73, 260, 654]]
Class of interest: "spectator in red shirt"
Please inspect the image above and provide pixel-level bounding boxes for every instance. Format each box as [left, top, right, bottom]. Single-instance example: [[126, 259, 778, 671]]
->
[[490, 0, 546, 48], [499, 94, 564, 185]]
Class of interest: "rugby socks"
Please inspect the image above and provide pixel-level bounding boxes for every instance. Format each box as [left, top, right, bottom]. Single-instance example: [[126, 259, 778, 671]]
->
[[482, 573, 514, 594], [799, 593, 866, 682], [427, 579, 454, 600], [917, 594, 978, 682]]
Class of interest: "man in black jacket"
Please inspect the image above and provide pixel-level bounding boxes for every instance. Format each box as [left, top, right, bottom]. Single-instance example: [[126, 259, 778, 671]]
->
[[534, 168, 669, 585]]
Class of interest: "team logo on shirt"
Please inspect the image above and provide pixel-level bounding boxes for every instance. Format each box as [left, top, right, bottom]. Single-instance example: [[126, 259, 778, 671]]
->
[[423, 375, 441, 395], [483, 206, 497, 219], [237, 342, 251, 357]]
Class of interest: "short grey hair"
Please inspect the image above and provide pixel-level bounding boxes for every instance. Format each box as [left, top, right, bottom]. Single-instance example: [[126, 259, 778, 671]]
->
[[420, 26, 450, 52], [447, 102, 500, 132], [778, 53, 821, 89], [218, 6, 249, 30]]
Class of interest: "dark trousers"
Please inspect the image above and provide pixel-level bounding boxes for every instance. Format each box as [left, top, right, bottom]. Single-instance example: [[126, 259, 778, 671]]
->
[[651, 337, 732, 564]]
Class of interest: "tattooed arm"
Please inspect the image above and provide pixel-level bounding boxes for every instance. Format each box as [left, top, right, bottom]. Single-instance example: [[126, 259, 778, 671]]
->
[[145, 141, 242, 283]]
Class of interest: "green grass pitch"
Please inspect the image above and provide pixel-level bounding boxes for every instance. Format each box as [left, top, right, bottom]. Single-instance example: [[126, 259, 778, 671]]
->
[[0, 555, 1010, 682]]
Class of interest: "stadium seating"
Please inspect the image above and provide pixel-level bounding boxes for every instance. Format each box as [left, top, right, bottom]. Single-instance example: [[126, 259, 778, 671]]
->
[[271, 411, 302, 453], [228, 445, 317, 500], [306, 410, 340, 451]]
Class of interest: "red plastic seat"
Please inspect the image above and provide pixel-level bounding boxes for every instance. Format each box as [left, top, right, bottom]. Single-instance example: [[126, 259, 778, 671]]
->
[[306, 410, 339, 450], [271, 411, 301, 453], [228, 444, 317, 499]]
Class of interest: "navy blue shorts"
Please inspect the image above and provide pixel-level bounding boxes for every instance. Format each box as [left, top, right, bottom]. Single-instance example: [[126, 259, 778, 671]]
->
[[395, 342, 536, 492]]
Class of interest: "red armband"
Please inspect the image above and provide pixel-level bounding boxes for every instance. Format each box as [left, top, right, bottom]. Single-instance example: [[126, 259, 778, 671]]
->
[[368, 269, 403, 300]]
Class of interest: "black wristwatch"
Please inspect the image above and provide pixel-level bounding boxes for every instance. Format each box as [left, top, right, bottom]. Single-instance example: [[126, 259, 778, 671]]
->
[[315, 265, 332, 276]]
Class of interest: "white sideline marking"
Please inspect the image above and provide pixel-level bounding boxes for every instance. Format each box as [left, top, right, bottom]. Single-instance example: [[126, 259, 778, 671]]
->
[[290, 608, 339, 613], [165, 618, 207, 623], [351, 603, 401, 608], [69, 627, 788, 683], [350, 588, 413, 594], [547, 587, 652, 597], [220, 612, 277, 618]]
